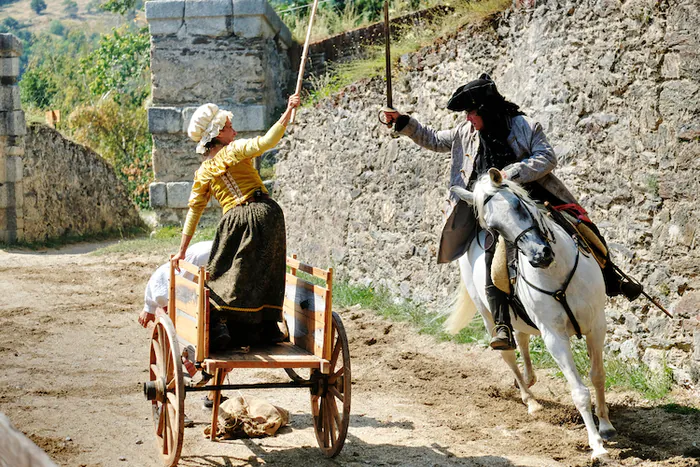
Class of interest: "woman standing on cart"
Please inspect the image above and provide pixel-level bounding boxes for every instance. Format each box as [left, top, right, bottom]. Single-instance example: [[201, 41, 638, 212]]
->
[[172, 94, 300, 349]]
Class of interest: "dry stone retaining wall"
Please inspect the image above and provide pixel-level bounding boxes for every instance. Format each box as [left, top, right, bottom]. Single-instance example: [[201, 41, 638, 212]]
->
[[21, 124, 143, 243], [275, 0, 700, 382]]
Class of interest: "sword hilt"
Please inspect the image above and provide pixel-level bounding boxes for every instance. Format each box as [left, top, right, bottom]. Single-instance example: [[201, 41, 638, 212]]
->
[[379, 106, 397, 128]]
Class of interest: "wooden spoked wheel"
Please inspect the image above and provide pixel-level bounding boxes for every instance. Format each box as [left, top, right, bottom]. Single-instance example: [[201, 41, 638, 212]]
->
[[148, 315, 185, 467], [311, 312, 351, 457]]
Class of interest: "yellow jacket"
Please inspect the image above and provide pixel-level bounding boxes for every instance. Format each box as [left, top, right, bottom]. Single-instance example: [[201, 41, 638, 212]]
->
[[182, 122, 286, 236]]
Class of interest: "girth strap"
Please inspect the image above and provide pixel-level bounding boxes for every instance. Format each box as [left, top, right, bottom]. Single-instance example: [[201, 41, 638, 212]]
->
[[518, 247, 583, 339]]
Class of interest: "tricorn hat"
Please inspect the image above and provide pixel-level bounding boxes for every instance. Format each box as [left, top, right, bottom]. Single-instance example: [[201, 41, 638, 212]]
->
[[446, 73, 505, 112]]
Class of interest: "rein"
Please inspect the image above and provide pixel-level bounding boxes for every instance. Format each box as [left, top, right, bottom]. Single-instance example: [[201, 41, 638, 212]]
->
[[518, 245, 583, 338], [481, 188, 583, 339]]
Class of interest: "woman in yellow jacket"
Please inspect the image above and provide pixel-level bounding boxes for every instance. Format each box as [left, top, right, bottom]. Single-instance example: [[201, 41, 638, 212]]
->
[[173, 94, 300, 349]]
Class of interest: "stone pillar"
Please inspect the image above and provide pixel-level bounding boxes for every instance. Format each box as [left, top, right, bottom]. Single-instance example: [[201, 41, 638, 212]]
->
[[145, 0, 293, 225], [0, 34, 25, 243]]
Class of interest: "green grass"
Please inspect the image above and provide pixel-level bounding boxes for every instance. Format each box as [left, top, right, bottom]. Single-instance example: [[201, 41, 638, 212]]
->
[[331, 281, 674, 400], [304, 0, 511, 104], [334, 281, 489, 345], [526, 336, 674, 400], [89, 225, 218, 256]]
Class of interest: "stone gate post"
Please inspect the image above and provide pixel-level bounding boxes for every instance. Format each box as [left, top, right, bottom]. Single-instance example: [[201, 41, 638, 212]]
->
[[0, 34, 25, 243], [145, 0, 293, 225]]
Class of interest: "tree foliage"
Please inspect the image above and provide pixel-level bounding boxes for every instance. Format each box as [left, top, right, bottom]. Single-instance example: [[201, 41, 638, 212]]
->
[[30, 0, 47, 14], [19, 22, 153, 209], [79, 27, 150, 107]]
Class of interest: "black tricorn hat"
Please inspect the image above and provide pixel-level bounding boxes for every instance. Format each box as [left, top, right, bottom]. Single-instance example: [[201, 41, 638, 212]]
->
[[446, 73, 504, 112]]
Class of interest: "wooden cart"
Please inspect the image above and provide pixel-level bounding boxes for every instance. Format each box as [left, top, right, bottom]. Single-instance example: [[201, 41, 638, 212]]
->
[[143, 256, 351, 466]]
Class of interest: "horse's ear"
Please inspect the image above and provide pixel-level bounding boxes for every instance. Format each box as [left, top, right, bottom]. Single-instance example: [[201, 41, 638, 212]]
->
[[488, 168, 502, 186], [450, 186, 474, 205]]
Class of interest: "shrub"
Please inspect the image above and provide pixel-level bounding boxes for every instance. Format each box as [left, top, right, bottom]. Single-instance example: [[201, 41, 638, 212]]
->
[[30, 0, 47, 14], [49, 20, 65, 36]]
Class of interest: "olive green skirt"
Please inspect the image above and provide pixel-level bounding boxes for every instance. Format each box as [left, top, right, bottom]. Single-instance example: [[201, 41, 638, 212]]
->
[[207, 197, 286, 324]]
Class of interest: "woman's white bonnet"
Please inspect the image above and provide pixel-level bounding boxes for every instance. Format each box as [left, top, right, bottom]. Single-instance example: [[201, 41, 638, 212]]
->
[[187, 103, 234, 154]]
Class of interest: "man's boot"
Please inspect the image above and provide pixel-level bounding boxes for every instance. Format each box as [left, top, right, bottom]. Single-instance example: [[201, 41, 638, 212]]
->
[[486, 285, 516, 351], [603, 261, 643, 301]]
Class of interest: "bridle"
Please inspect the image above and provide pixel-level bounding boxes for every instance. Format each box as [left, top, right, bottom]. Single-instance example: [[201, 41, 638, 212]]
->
[[481, 187, 583, 339], [480, 189, 555, 251]]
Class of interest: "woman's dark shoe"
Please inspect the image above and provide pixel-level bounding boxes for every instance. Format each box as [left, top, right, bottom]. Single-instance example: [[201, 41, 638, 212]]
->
[[210, 319, 231, 350]]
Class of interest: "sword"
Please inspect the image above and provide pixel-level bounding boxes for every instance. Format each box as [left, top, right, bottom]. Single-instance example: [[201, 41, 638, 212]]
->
[[378, 0, 395, 128]]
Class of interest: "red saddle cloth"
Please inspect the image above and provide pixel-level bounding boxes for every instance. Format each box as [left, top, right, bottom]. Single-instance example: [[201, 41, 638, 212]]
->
[[551, 203, 592, 224]]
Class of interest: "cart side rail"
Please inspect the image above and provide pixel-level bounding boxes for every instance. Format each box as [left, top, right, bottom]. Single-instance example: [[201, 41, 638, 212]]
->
[[169, 257, 210, 362], [285, 255, 334, 361]]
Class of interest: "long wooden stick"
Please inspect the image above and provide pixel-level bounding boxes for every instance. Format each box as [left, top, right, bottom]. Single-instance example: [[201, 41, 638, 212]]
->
[[290, 0, 320, 124]]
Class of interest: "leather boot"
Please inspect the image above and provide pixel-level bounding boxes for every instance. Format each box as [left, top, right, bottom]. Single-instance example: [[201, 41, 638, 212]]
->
[[603, 261, 643, 301], [485, 285, 516, 351]]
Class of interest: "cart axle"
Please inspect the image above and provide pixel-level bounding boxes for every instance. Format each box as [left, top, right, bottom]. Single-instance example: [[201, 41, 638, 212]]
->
[[185, 381, 314, 392]]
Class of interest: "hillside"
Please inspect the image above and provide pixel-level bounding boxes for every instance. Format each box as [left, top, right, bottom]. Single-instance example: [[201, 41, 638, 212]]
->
[[0, 0, 126, 35]]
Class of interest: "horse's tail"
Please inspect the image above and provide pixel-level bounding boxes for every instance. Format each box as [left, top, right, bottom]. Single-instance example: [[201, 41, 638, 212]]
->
[[444, 281, 478, 335]]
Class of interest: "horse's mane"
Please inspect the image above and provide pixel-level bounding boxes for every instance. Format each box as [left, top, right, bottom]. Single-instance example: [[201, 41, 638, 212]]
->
[[472, 174, 536, 228]]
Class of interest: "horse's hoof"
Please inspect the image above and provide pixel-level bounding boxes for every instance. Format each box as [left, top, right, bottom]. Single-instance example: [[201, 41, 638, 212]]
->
[[527, 400, 543, 415], [600, 427, 617, 441], [591, 448, 609, 461]]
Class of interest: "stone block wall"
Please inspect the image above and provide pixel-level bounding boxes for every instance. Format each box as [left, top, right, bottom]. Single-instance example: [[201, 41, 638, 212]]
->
[[146, 0, 293, 225], [275, 0, 700, 381], [0, 34, 26, 243]]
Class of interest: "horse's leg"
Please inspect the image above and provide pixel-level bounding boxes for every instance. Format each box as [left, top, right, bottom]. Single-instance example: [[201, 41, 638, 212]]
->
[[586, 328, 616, 440], [541, 330, 607, 459], [515, 331, 537, 388], [499, 344, 543, 415]]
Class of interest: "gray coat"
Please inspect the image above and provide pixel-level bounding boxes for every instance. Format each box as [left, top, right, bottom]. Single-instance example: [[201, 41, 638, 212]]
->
[[397, 115, 578, 263]]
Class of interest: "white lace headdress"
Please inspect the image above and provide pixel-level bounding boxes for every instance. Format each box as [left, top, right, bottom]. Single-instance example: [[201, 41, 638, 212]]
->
[[187, 103, 234, 154]]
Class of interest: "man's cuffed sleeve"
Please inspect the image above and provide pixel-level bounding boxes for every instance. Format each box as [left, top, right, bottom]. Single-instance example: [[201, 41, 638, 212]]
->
[[397, 116, 454, 153], [504, 121, 556, 183]]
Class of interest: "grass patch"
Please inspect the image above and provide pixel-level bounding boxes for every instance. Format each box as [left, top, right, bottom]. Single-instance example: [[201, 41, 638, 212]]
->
[[305, 0, 511, 104], [334, 281, 488, 345], [90, 225, 217, 256], [333, 281, 675, 400], [527, 336, 674, 400]]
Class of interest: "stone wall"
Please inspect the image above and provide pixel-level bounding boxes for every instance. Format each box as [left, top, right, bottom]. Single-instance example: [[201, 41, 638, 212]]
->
[[1, 34, 143, 244], [21, 124, 143, 242], [275, 0, 700, 381], [0, 34, 26, 243], [146, 0, 293, 225]]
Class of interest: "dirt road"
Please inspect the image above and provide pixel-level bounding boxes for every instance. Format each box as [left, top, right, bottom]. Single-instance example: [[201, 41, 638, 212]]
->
[[0, 244, 698, 467]]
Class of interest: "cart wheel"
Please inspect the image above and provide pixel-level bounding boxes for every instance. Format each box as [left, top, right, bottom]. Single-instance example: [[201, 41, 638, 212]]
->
[[311, 312, 351, 457], [146, 315, 185, 467]]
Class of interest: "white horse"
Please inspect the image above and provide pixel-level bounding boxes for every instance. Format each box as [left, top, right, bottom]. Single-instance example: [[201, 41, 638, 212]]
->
[[446, 168, 616, 459]]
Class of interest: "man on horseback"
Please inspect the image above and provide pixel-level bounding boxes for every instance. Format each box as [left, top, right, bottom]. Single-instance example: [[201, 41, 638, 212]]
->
[[383, 74, 642, 351]]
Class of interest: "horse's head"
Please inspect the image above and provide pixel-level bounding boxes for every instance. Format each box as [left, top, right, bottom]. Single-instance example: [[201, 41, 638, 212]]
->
[[452, 168, 555, 268]]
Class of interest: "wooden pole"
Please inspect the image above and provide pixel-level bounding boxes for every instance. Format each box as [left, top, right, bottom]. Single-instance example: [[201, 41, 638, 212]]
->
[[290, 0, 320, 124]]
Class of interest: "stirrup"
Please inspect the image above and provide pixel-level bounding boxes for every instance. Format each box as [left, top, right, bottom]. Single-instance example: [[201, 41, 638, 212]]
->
[[490, 324, 516, 351]]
